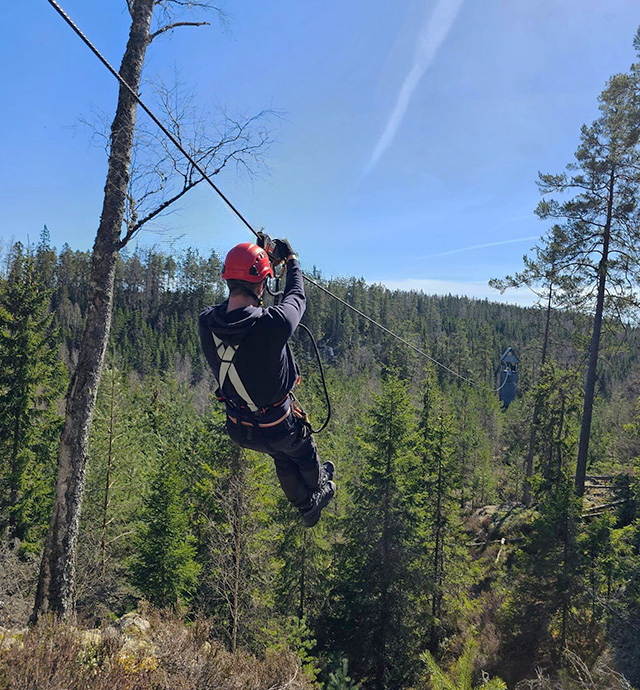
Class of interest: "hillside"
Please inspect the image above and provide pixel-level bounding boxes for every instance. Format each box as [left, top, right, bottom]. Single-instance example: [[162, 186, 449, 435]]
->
[[2, 236, 640, 688]]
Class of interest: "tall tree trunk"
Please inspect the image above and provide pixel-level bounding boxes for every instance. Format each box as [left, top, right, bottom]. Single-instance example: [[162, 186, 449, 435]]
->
[[523, 279, 553, 506], [100, 368, 117, 578], [33, 0, 155, 620], [376, 437, 392, 690], [575, 168, 614, 497], [231, 502, 240, 654], [8, 411, 21, 536], [556, 395, 566, 482], [560, 507, 570, 652], [230, 447, 244, 654], [429, 420, 444, 653]]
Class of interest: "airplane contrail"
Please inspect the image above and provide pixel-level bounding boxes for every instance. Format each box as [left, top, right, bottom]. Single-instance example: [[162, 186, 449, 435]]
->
[[425, 235, 539, 258], [364, 0, 464, 177]]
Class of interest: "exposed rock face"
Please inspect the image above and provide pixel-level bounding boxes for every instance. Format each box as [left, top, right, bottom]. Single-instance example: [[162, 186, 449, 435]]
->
[[0, 626, 28, 651], [111, 611, 151, 636]]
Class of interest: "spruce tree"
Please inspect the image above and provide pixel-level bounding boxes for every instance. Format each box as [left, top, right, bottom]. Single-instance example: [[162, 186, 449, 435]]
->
[[133, 451, 199, 607], [191, 403, 276, 652], [131, 377, 200, 608], [500, 474, 582, 678], [330, 375, 427, 690], [77, 362, 154, 616], [0, 243, 66, 549]]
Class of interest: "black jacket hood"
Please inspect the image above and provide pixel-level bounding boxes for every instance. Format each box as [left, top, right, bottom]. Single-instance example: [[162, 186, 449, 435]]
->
[[199, 301, 262, 344]]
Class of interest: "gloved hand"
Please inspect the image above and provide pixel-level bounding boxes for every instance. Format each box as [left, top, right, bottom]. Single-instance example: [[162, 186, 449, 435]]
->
[[271, 238, 296, 263], [256, 231, 270, 249]]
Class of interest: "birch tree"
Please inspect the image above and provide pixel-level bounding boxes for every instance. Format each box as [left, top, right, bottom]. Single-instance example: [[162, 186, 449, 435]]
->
[[34, 0, 272, 619]]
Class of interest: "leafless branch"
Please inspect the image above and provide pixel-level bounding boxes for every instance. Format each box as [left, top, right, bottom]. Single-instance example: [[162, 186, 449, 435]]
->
[[115, 75, 278, 246], [149, 21, 210, 42], [120, 177, 204, 247]]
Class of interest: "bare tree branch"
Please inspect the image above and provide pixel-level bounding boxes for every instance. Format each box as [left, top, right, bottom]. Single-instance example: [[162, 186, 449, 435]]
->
[[120, 177, 204, 247], [149, 21, 209, 42]]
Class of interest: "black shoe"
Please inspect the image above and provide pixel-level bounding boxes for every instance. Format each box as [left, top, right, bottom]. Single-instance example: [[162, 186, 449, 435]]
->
[[299, 480, 336, 528], [321, 461, 335, 482]]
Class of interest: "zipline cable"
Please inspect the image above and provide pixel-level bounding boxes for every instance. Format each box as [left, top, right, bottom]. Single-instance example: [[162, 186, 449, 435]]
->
[[46, 0, 258, 240], [45, 0, 511, 395]]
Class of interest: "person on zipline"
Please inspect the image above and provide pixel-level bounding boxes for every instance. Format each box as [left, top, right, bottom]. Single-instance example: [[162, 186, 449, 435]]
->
[[198, 238, 336, 527]]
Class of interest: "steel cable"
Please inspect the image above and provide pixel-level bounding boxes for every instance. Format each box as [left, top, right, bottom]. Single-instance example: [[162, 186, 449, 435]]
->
[[45, 0, 512, 394]]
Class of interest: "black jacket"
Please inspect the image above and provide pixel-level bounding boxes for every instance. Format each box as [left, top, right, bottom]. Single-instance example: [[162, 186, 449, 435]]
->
[[198, 257, 305, 415]]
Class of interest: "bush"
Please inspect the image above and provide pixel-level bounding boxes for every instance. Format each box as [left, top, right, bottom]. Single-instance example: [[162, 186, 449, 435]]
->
[[0, 611, 313, 690]]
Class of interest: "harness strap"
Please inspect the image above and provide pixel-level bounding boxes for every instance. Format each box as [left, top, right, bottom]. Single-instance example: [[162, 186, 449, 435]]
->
[[211, 332, 259, 413], [227, 406, 292, 428]]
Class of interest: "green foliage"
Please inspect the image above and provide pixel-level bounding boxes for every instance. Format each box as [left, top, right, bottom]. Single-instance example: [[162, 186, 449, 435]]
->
[[420, 640, 506, 690], [191, 403, 279, 652], [77, 363, 156, 618], [531, 362, 582, 489], [420, 376, 474, 652], [499, 473, 585, 677], [4, 230, 640, 685], [325, 657, 361, 690], [0, 242, 66, 549], [130, 378, 200, 608], [132, 454, 200, 608], [269, 616, 321, 683], [329, 374, 432, 688]]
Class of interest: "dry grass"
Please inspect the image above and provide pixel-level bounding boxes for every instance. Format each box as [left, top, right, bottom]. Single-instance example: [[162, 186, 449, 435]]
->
[[516, 650, 633, 690], [0, 538, 39, 628], [0, 611, 313, 690]]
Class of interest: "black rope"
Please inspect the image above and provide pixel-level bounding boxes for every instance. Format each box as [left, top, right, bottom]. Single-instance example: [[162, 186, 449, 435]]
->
[[45, 0, 510, 394], [269, 278, 331, 433], [297, 323, 332, 434]]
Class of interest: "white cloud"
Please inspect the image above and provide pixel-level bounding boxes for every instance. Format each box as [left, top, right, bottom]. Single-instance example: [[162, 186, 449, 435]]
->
[[379, 277, 538, 306], [364, 0, 464, 176], [423, 235, 539, 258]]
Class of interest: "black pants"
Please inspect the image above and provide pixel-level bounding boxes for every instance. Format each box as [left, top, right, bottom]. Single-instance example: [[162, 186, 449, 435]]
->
[[226, 410, 320, 509]]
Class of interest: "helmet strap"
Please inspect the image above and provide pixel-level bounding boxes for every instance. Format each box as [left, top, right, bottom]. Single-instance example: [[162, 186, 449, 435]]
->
[[239, 283, 264, 307]]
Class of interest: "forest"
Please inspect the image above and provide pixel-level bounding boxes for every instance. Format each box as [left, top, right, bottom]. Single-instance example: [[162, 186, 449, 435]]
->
[[4, 1, 640, 689], [1, 229, 640, 689]]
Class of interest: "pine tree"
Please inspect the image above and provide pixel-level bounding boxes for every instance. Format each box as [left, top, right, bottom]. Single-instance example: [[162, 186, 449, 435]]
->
[[421, 640, 506, 690], [531, 363, 581, 490], [531, 68, 640, 496], [491, 225, 576, 504]]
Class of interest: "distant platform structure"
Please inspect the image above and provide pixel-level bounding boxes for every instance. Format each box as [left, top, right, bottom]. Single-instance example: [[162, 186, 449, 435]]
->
[[496, 347, 519, 409]]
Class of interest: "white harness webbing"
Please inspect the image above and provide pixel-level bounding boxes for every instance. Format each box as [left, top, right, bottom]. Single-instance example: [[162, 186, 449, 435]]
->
[[211, 332, 259, 413]]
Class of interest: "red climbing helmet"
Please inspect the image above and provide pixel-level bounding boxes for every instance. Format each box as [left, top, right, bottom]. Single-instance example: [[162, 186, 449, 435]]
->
[[222, 242, 273, 283]]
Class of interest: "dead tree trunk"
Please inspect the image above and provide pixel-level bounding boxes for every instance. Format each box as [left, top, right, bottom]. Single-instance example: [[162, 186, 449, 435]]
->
[[33, 0, 155, 620]]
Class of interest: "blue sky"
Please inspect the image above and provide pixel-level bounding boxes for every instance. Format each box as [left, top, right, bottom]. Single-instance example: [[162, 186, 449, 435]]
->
[[2, 0, 640, 304]]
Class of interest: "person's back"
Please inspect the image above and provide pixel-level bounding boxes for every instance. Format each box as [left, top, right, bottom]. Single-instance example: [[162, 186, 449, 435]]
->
[[198, 239, 335, 527]]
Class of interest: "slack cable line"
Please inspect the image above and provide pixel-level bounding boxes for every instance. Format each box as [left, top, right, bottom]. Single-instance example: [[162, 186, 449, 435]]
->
[[45, 0, 508, 394]]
